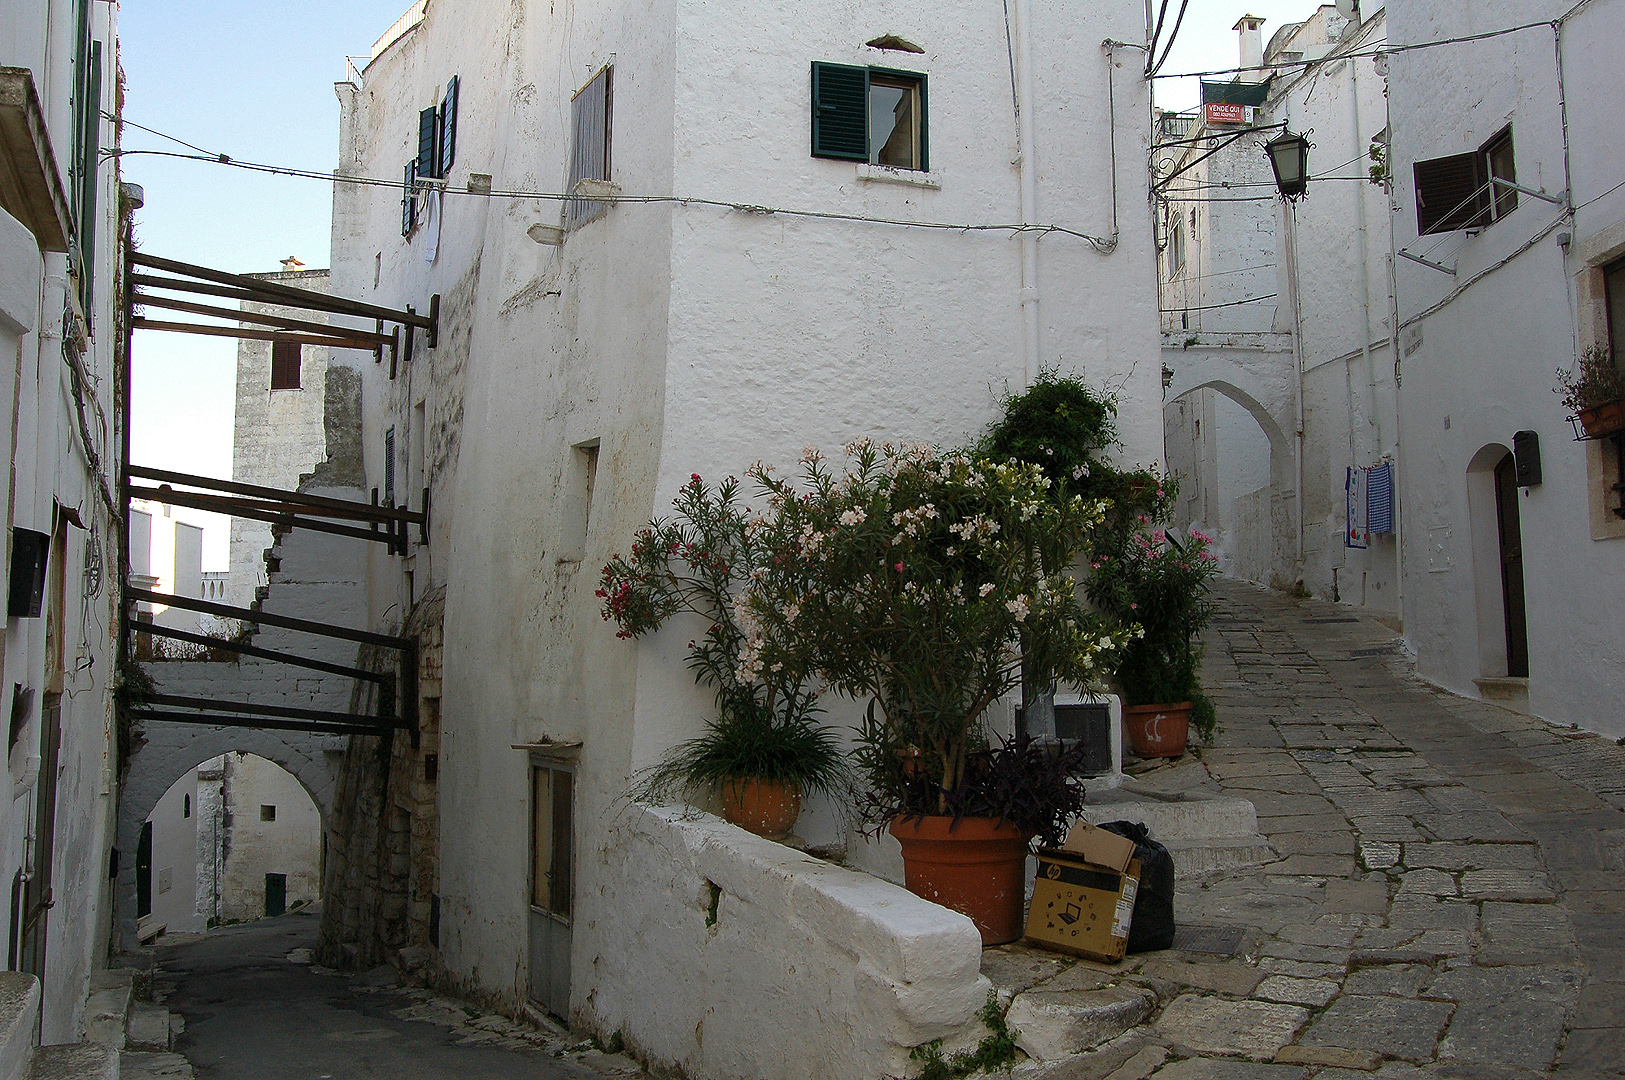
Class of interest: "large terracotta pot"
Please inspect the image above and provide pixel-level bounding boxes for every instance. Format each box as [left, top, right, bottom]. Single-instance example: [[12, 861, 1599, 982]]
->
[[720, 778, 802, 840], [889, 816, 1031, 946], [1123, 702, 1191, 758]]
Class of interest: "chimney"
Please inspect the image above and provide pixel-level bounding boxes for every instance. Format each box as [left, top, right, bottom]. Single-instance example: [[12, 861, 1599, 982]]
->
[[279, 255, 305, 273], [1235, 15, 1266, 81]]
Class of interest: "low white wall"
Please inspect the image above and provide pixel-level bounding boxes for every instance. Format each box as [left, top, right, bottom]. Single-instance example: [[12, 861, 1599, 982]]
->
[[592, 805, 992, 1080]]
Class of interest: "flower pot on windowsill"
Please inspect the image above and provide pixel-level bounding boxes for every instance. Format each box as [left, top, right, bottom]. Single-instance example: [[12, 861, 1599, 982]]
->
[[888, 815, 1031, 946], [1577, 398, 1625, 439], [1122, 702, 1191, 758], [720, 778, 802, 841]]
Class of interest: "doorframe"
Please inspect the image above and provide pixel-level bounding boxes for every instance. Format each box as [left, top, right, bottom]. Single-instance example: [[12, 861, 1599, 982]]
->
[[523, 742, 579, 1019]]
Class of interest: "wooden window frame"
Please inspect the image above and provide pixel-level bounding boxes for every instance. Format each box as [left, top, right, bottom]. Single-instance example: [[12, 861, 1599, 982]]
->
[[269, 339, 301, 391], [566, 66, 613, 231], [1414, 126, 1518, 236], [811, 62, 930, 173]]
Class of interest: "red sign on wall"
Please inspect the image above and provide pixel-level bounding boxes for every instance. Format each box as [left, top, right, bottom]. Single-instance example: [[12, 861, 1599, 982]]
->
[[1204, 103, 1246, 126]]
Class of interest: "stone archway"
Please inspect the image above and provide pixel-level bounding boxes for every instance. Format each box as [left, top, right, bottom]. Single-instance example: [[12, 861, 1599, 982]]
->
[[1162, 340, 1300, 587], [116, 723, 342, 950]]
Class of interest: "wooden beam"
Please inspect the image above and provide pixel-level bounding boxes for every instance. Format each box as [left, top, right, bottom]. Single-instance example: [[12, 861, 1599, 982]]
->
[[126, 587, 410, 649], [128, 485, 406, 548], [128, 465, 423, 524], [126, 619, 390, 683], [131, 709, 397, 737], [129, 317, 379, 352], [149, 693, 409, 728], [130, 252, 434, 329], [131, 292, 393, 346], [129, 483, 407, 527]]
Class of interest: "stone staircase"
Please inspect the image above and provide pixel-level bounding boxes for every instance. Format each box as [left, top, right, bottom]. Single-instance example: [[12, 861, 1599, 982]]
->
[[1081, 783, 1276, 880], [0, 972, 118, 1080], [81, 970, 191, 1080]]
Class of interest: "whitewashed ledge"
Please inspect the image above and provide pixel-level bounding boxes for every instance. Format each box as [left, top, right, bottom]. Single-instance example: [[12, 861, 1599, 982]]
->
[[592, 804, 992, 1080]]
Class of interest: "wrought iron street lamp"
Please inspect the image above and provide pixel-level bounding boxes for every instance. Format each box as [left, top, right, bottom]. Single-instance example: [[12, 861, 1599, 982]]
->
[[1266, 130, 1311, 199]]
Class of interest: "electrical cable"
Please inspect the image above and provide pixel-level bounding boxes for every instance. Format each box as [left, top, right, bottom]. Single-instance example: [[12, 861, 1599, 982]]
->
[[107, 146, 1119, 250], [1146, 0, 1191, 78], [1160, 292, 1276, 313]]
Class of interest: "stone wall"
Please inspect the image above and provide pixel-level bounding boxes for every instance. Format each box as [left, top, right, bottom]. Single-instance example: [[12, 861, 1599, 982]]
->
[[316, 589, 443, 973]]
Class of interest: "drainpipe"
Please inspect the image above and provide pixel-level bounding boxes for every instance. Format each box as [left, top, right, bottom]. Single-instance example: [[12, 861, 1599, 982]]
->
[[1351, 43, 1382, 460], [1013, 0, 1040, 384], [1284, 202, 1307, 579], [1382, 68, 1406, 634]]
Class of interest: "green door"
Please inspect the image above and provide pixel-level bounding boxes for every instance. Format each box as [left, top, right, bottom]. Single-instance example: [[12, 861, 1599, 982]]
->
[[264, 873, 286, 918]]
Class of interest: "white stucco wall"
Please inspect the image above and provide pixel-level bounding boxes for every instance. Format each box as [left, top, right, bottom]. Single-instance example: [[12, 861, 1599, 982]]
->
[[144, 771, 202, 934], [217, 753, 323, 923], [0, 0, 123, 1042], [333, 0, 1161, 1062], [595, 806, 989, 1080], [1388, 0, 1625, 732]]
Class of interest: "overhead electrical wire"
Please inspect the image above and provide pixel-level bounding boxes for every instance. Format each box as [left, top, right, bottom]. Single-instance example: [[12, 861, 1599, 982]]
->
[[108, 145, 1118, 251], [1159, 292, 1276, 313]]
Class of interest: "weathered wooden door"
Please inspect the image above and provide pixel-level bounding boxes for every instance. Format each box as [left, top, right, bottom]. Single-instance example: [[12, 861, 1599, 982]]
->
[[264, 873, 286, 918], [1494, 452, 1529, 678], [528, 763, 573, 1019]]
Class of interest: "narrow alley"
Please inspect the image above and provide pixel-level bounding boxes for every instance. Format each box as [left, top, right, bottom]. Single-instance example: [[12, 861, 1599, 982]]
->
[[137, 914, 645, 1080]]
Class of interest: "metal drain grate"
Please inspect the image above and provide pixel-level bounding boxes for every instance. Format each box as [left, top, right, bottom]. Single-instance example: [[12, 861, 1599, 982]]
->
[[1304, 616, 1361, 624], [1170, 924, 1248, 956]]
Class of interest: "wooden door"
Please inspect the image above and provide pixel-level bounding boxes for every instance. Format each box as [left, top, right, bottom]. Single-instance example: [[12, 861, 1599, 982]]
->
[[528, 764, 573, 1019], [1493, 453, 1529, 678]]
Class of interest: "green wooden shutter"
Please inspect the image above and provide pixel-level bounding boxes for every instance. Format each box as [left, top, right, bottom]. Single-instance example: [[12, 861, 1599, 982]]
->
[[76, 39, 102, 319], [439, 75, 459, 177], [811, 62, 868, 161], [417, 106, 439, 178], [402, 161, 417, 235]]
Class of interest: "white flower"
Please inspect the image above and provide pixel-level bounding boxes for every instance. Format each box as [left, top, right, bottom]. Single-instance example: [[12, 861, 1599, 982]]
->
[[979, 583, 996, 598], [1006, 595, 1030, 621], [839, 508, 867, 526]]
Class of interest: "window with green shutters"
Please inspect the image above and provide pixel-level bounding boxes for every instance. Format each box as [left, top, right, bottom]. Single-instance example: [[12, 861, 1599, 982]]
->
[[811, 62, 928, 172]]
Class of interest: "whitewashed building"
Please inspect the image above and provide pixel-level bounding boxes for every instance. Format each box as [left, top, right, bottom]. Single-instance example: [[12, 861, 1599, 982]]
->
[[0, 0, 125, 1044], [1159, 3, 1398, 610], [1387, 0, 1625, 730], [320, 0, 1165, 1074]]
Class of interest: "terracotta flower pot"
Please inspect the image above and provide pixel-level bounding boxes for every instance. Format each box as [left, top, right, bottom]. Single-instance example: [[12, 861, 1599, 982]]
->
[[720, 778, 802, 840], [889, 816, 1031, 946], [1577, 398, 1625, 439], [1122, 702, 1191, 758]]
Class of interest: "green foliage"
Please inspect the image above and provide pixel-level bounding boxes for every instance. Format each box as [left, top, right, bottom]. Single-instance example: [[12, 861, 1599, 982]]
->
[[1554, 344, 1625, 415], [1086, 517, 1221, 743], [981, 370, 1117, 502], [600, 475, 847, 800], [908, 994, 1019, 1078], [745, 442, 1135, 818]]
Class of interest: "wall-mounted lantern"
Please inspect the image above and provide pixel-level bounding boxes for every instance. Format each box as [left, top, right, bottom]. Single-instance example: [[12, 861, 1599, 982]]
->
[[1266, 130, 1312, 199]]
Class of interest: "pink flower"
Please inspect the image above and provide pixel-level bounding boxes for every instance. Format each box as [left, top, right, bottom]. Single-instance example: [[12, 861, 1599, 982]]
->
[[895, 562, 905, 572], [1130, 602, 1138, 610], [690, 473, 702, 482]]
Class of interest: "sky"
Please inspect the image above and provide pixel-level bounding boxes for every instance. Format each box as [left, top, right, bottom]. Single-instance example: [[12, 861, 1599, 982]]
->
[[116, 0, 1335, 570]]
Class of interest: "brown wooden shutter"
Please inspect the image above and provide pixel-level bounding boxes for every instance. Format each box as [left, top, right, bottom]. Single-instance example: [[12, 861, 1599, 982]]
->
[[270, 339, 301, 390], [1414, 152, 1487, 235]]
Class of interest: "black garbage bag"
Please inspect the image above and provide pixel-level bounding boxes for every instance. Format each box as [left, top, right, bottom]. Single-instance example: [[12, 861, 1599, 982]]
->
[[1098, 820, 1176, 952]]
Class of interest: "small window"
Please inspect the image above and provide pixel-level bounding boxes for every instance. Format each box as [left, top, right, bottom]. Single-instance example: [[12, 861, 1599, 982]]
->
[[566, 66, 612, 230], [260, 804, 276, 822], [270, 339, 301, 390], [811, 63, 928, 172], [1603, 257, 1625, 364], [401, 161, 418, 236], [183, 794, 191, 819], [1414, 127, 1518, 235], [1168, 220, 1185, 277]]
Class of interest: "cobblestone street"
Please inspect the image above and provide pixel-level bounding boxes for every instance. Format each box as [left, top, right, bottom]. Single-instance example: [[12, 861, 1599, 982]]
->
[[988, 579, 1625, 1079]]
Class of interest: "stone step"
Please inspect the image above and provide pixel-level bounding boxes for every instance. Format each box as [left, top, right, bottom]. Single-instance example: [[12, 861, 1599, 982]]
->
[[1082, 791, 1258, 840], [27, 1045, 117, 1080], [0, 973, 41, 1080], [1004, 985, 1158, 1061], [123, 1008, 171, 1055], [1162, 836, 1278, 879], [117, 1052, 191, 1080], [83, 972, 134, 1051]]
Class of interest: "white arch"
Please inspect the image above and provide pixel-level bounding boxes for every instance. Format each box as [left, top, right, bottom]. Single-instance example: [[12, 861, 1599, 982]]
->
[[115, 723, 343, 949]]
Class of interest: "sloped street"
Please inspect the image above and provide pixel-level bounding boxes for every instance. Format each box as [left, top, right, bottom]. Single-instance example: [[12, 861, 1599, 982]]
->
[[983, 579, 1625, 1078]]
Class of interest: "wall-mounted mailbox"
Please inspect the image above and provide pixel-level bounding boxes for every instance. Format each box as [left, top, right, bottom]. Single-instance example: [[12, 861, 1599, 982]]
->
[[7, 528, 49, 618], [1513, 430, 1542, 487]]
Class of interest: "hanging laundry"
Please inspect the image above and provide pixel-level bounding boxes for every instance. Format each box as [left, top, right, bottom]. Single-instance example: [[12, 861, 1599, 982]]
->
[[1346, 466, 1369, 549], [1368, 462, 1394, 535]]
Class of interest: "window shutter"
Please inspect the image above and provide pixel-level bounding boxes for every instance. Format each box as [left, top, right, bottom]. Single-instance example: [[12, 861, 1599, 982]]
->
[[1414, 152, 1486, 235], [566, 67, 611, 230], [270, 340, 301, 390], [417, 106, 439, 178], [384, 427, 396, 504], [439, 75, 459, 177], [811, 62, 868, 161], [402, 162, 417, 235]]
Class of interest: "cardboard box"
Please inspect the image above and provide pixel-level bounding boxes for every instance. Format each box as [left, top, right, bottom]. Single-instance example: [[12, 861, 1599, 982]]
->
[[1025, 851, 1142, 962], [1059, 821, 1137, 872]]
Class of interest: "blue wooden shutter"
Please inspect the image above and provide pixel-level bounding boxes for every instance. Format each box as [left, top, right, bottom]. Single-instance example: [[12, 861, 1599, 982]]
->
[[439, 75, 459, 177], [811, 62, 868, 161], [417, 106, 439, 178]]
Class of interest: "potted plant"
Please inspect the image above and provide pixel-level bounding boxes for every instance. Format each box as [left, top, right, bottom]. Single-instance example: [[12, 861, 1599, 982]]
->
[[743, 442, 1134, 943], [598, 474, 847, 840], [1085, 500, 1221, 756], [1555, 344, 1625, 438]]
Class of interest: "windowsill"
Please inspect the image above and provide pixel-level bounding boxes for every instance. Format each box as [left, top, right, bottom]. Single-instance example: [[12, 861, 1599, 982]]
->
[[856, 164, 940, 189]]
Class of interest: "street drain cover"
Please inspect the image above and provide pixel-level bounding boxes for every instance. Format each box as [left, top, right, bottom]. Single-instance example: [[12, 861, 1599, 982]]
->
[[1171, 924, 1248, 956], [1304, 616, 1360, 624]]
